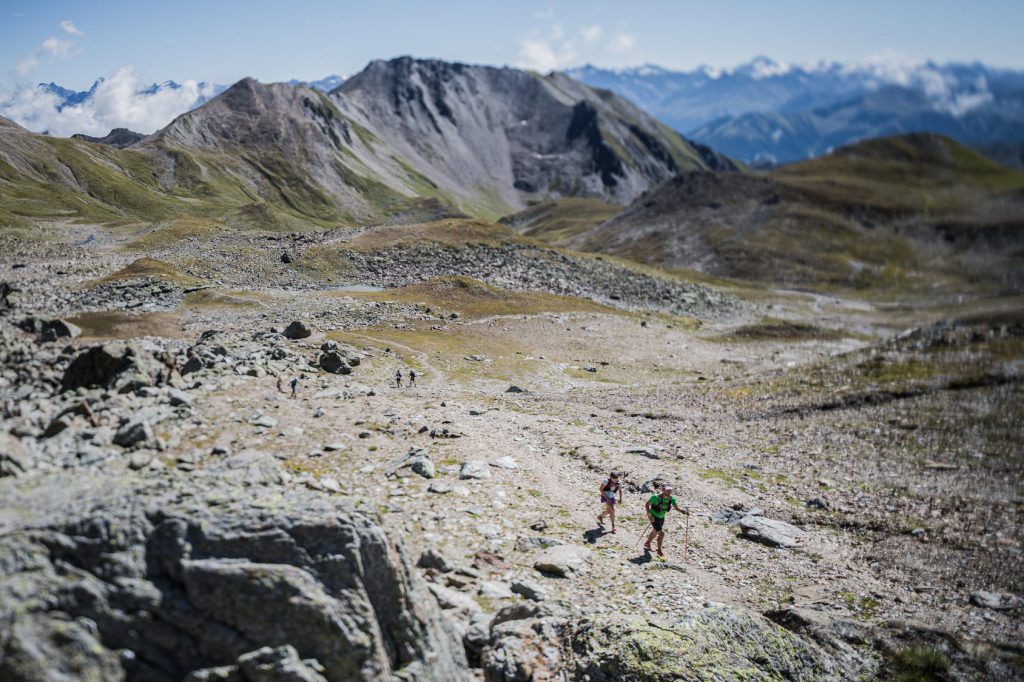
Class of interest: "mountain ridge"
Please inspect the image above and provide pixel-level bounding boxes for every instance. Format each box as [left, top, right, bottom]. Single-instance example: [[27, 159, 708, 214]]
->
[[0, 57, 735, 233], [508, 133, 1024, 293], [568, 58, 1024, 164]]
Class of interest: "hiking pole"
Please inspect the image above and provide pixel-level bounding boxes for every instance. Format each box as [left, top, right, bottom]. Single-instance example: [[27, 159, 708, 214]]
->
[[683, 512, 690, 559], [633, 522, 652, 550]]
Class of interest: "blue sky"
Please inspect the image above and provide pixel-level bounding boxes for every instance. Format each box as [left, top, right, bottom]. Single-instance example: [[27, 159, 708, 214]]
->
[[3, 0, 1024, 89]]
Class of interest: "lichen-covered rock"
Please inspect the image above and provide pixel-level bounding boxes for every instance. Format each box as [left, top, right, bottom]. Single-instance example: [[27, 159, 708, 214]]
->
[[483, 605, 857, 681], [0, 453, 470, 681]]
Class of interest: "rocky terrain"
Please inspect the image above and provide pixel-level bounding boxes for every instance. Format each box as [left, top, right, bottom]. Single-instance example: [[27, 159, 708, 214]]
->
[[1, 204, 1022, 680], [1, 54, 1022, 682]]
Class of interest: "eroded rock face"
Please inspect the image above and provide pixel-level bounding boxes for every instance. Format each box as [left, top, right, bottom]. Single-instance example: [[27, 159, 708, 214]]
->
[[0, 453, 469, 681], [483, 605, 855, 682]]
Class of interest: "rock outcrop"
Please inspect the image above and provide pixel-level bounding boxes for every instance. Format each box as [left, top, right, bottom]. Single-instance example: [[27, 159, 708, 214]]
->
[[0, 452, 470, 681], [483, 604, 855, 681]]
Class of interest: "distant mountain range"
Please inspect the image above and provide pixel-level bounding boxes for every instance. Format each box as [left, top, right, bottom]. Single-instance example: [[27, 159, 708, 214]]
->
[[38, 75, 346, 112], [568, 58, 1024, 165], [0, 58, 731, 234], [13, 57, 1024, 167]]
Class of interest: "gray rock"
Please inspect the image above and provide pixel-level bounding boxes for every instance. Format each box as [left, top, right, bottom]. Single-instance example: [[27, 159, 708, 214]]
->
[[0, 432, 31, 477], [626, 445, 663, 459], [128, 451, 153, 470], [463, 612, 492, 666], [514, 536, 565, 551], [505, 385, 527, 393], [37, 318, 82, 343], [428, 583, 481, 613], [167, 388, 193, 407], [460, 460, 491, 479], [418, 548, 454, 572], [181, 355, 204, 375], [511, 580, 549, 602], [428, 482, 452, 494], [0, 461, 470, 681], [319, 351, 352, 375], [480, 581, 515, 599], [386, 448, 435, 479], [319, 477, 341, 493], [490, 456, 518, 470], [282, 321, 312, 339], [533, 544, 591, 577], [970, 591, 1024, 610], [62, 342, 167, 393], [113, 419, 154, 448], [738, 516, 806, 548], [237, 645, 327, 682]]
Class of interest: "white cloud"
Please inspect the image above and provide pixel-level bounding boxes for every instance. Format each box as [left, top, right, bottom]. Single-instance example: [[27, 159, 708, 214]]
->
[[60, 20, 83, 36], [13, 28, 77, 77], [0, 67, 216, 136], [580, 25, 603, 45], [608, 31, 636, 53], [516, 25, 578, 72], [40, 37, 73, 59]]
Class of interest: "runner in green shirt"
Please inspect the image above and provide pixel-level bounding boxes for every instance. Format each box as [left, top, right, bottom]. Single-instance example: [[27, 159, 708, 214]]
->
[[644, 485, 688, 558]]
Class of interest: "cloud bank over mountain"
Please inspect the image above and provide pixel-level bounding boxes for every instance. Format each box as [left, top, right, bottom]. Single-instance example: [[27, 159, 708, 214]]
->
[[0, 68, 221, 136]]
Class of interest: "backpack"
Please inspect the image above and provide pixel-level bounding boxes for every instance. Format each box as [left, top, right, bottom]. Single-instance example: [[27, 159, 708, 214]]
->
[[651, 495, 674, 514]]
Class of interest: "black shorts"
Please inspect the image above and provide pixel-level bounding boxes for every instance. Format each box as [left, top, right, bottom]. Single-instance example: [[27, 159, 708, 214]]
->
[[651, 517, 665, 532]]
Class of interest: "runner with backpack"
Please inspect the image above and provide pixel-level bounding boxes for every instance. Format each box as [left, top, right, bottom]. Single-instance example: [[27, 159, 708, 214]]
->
[[644, 485, 688, 558], [596, 471, 622, 532]]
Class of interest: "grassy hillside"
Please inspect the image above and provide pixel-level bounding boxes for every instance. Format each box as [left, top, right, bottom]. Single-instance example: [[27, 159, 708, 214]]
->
[[537, 134, 1024, 296], [498, 197, 622, 246]]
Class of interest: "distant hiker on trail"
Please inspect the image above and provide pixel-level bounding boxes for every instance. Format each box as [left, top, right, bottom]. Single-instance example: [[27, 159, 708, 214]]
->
[[276, 375, 283, 393], [596, 471, 622, 532], [644, 486, 688, 558], [409, 369, 417, 387], [289, 376, 298, 398], [395, 369, 403, 388]]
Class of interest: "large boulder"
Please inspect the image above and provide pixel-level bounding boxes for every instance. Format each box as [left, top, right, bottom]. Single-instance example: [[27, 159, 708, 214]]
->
[[533, 545, 591, 577], [282, 321, 312, 340], [738, 516, 806, 548], [61, 343, 167, 393], [483, 605, 853, 681], [319, 351, 353, 375], [0, 454, 470, 681], [19, 317, 82, 343]]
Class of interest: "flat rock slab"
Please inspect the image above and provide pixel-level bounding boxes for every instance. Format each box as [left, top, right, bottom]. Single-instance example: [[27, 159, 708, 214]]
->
[[534, 544, 592, 577], [626, 445, 663, 459], [460, 461, 492, 479], [739, 516, 806, 548], [491, 456, 518, 470], [480, 581, 515, 599]]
